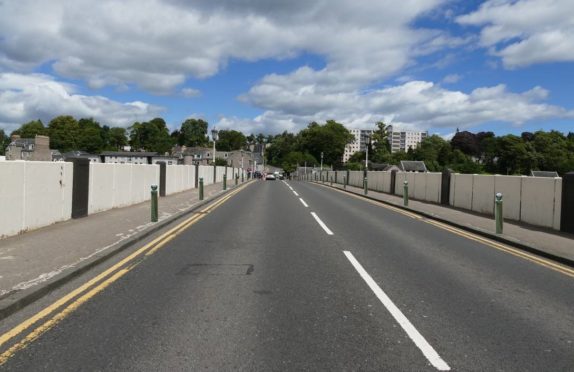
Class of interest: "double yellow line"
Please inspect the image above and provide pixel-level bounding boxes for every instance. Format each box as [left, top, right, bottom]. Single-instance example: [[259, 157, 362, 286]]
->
[[0, 182, 251, 365], [314, 182, 574, 279]]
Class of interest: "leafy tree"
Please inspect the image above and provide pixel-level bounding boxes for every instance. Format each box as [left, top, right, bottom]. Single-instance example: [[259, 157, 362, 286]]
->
[[371, 121, 391, 162], [11, 120, 47, 138], [280, 151, 317, 174], [77, 118, 104, 153], [348, 151, 366, 164], [179, 118, 209, 147], [451, 130, 479, 157], [448, 149, 482, 174], [48, 116, 80, 152], [495, 135, 537, 175], [216, 130, 246, 151], [129, 118, 173, 154], [265, 131, 298, 166], [256, 133, 265, 144], [108, 127, 127, 150], [214, 157, 228, 166], [298, 120, 353, 166], [412, 135, 450, 171], [0, 129, 9, 155], [531, 130, 573, 175]]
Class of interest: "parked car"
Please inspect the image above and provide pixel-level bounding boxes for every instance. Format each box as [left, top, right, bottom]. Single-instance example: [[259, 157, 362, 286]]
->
[[265, 173, 276, 180]]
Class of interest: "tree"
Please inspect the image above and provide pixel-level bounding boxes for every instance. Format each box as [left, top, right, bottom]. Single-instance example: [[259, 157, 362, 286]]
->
[[265, 131, 298, 167], [495, 135, 537, 175], [280, 151, 317, 174], [451, 130, 479, 157], [216, 130, 246, 151], [77, 118, 104, 153], [11, 120, 47, 138], [371, 121, 391, 162], [129, 118, 173, 154], [214, 157, 228, 166], [0, 129, 9, 155], [108, 127, 127, 150], [298, 120, 353, 166], [179, 118, 209, 147], [412, 135, 450, 171], [48, 116, 80, 152]]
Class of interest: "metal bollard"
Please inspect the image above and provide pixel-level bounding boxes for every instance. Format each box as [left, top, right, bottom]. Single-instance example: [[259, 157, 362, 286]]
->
[[151, 185, 158, 222], [199, 177, 204, 200], [495, 192, 503, 234], [235, 173, 239, 186], [364, 177, 368, 195], [223, 174, 227, 190], [330, 176, 333, 187], [241, 171, 244, 183], [343, 176, 346, 189], [403, 180, 409, 206]]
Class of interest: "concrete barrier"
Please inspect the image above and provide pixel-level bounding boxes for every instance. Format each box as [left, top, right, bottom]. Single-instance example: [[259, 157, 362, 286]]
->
[[520, 177, 561, 229], [0, 161, 73, 238], [471, 175, 495, 215], [165, 165, 195, 195], [451, 174, 474, 210]]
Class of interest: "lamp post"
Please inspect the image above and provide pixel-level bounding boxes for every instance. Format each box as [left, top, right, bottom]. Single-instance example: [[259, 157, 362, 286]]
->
[[320, 152, 324, 171]]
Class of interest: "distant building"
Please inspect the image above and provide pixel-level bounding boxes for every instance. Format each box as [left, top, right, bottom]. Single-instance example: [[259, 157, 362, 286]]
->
[[388, 125, 428, 153], [63, 151, 100, 163], [100, 151, 158, 164], [343, 129, 374, 163], [5, 135, 51, 161]]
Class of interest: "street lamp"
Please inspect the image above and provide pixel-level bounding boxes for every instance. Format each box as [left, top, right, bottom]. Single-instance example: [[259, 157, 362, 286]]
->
[[211, 128, 219, 165], [320, 152, 324, 171]]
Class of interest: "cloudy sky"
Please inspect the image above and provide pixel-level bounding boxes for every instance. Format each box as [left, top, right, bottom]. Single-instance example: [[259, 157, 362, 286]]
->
[[1, 0, 573, 137]]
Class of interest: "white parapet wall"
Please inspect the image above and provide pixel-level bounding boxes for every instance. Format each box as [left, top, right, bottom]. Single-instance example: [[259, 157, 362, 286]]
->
[[0, 161, 73, 238], [88, 163, 159, 215], [165, 165, 195, 195]]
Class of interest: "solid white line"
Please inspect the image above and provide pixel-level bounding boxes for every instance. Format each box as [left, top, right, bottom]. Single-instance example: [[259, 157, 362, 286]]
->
[[310, 212, 334, 235], [293, 191, 299, 196], [299, 198, 309, 208], [342, 251, 450, 371]]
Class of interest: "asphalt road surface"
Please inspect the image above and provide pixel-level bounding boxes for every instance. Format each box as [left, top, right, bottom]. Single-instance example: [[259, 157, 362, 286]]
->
[[1, 180, 573, 371]]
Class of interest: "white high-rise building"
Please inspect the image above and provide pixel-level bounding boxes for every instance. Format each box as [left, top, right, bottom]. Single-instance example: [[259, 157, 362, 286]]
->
[[343, 125, 428, 163], [343, 129, 374, 163], [388, 125, 428, 153]]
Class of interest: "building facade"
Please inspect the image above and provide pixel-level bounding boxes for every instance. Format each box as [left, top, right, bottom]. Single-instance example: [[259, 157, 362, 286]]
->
[[5, 135, 51, 161], [343, 129, 374, 163], [388, 125, 428, 153]]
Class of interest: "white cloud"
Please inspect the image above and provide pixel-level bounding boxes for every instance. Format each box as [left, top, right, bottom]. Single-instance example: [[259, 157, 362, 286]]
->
[[219, 81, 574, 133], [442, 74, 462, 84], [457, 0, 574, 67], [0, 0, 458, 93], [181, 88, 201, 98], [0, 73, 163, 131]]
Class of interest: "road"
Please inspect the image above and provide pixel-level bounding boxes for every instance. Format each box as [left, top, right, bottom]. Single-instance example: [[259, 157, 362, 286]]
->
[[1, 180, 573, 371]]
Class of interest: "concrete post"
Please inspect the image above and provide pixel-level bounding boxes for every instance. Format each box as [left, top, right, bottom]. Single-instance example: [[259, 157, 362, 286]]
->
[[441, 169, 452, 205], [390, 170, 397, 195], [151, 185, 158, 222], [158, 161, 166, 197], [403, 180, 409, 206], [194, 163, 199, 189], [495, 192, 503, 234], [199, 178, 204, 200], [561, 172, 574, 234]]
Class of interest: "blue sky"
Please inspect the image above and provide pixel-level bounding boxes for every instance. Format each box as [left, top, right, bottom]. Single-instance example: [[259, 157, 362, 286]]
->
[[1, 0, 573, 138]]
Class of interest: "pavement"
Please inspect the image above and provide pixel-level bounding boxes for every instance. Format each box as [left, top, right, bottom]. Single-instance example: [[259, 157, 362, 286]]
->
[[313, 180, 574, 265], [1, 180, 572, 371], [0, 178, 251, 320]]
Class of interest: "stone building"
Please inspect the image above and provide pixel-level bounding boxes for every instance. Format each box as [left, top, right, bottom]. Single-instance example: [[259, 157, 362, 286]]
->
[[5, 135, 51, 161]]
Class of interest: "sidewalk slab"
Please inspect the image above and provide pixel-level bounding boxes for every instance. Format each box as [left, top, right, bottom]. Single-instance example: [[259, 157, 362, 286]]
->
[[313, 181, 574, 265], [0, 180, 251, 319]]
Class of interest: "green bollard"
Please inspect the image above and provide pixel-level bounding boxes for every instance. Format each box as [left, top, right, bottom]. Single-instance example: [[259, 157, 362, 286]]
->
[[223, 175, 227, 190], [343, 176, 346, 189], [151, 185, 158, 222], [235, 173, 239, 186], [403, 180, 409, 206], [199, 178, 204, 200], [330, 176, 333, 187], [364, 177, 368, 195], [241, 171, 244, 183], [495, 192, 503, 234]]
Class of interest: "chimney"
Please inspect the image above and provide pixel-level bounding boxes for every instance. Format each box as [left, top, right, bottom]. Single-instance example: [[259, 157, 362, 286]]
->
[[11, 134, 20, 141]]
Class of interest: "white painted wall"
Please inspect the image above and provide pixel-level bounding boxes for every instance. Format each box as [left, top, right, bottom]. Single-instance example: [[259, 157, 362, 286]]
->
[[520, 177, 561, 229], [471, 175, 495, 215], [451, 174, 474, 210], [0, 161, 72, 238], [88, 163, 159, 214]]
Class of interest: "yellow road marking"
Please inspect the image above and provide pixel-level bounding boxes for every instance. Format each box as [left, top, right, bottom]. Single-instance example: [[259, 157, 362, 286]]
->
[[0, 269, 130, 365], [0, 181, 252, 356], [311, 182, 574, 278], [145, 234, 177, 256]]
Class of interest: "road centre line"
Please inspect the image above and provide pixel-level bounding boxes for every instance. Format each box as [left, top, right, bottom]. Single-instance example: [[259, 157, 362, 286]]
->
[[293, 191, 299, 196], [312, 182, 574, 279], [343, 251, 451, 371], [0, 182, 251, 357], [311, 212, 334, 235], [299, 198, 309, 208]]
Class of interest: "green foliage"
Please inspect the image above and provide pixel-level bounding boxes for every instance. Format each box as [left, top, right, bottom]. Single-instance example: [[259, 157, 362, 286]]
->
[[48, 116, 80, 152], [214, 157, 228, 166], [371, 121, 391, 162], [0, 129, 8, 155], [77, 118, 104, 153], [179, 118, 209, 147], [280, 151, 317, 173], [129, 118, 173, 154], [108, 127, 128, 150], [11, 120, 47, 138], [348, 151, 366, 164], [216, 130, 246, 151], [298, 120, 353, 166]]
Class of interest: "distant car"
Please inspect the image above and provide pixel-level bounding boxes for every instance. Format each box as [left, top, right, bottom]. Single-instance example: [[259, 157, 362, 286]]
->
[[278, 174, 285, 180], [265, 174, 276, 180]]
